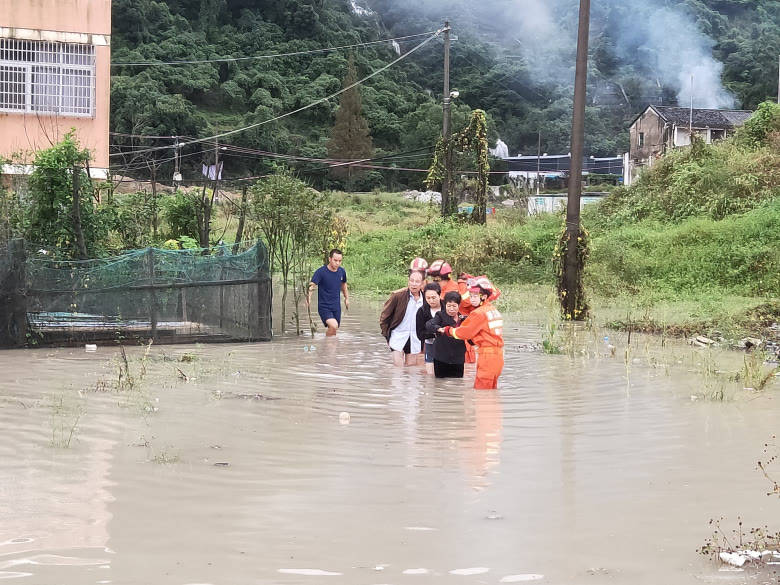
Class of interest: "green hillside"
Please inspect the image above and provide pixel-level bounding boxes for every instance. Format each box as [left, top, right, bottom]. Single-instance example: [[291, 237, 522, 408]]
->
[[110, 0, 780, 190]]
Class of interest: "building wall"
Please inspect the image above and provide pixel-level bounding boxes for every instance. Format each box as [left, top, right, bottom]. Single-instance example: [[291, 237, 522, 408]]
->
[[628, 108, 671, 181], [0, 0, 111, 172]]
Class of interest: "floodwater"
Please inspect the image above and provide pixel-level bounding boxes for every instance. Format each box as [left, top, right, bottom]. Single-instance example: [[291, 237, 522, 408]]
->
[[1, 302, 779, 585]]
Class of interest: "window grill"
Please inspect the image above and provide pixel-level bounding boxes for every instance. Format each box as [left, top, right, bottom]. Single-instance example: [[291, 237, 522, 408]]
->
[[0, 38, 95, 117]]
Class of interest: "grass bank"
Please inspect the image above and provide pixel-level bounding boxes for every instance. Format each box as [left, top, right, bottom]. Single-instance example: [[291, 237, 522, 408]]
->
[[337, 194, 779, 342], [335, 105, 780, 341]]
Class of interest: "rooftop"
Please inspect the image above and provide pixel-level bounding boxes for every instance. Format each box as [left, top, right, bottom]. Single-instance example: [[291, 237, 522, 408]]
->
[[634, 105, 753, 129]]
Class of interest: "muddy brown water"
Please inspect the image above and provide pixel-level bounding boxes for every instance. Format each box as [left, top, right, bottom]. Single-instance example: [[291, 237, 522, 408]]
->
[[1, 302, 778, 585]]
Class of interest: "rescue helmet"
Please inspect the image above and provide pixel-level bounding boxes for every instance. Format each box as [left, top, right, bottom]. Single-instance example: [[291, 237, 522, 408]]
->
[[409, 257, 429, 274], [468, 275, 499, 300], [428, 259, 453, 278]]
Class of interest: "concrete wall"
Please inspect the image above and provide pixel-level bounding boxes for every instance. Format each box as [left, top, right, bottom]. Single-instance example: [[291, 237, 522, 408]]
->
[[0, 0, 110, 35], [628, 108, 672, 182], [0, 0, 111, 171]]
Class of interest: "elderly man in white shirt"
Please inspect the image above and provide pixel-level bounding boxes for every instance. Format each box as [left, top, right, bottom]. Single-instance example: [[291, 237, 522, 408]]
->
[[379, 270, 426, 366]]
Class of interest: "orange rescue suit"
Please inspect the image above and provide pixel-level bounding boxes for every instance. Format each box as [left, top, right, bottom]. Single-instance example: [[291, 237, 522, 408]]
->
[[438, 278, 459, 297], [447, 301, 504, 389], [457, 278, 477, 363]]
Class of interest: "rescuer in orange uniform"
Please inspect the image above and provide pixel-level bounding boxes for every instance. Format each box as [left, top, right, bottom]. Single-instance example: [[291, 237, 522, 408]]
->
[[439, 276, 504, 390], [427, 259, 459, 296], [456, 272, 477, 363]]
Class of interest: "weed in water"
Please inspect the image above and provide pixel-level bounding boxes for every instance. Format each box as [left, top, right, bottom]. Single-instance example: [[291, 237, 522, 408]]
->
[[48, 392, 84, 448], [150, 447, 180, 464], [699, 437, 780, 567]]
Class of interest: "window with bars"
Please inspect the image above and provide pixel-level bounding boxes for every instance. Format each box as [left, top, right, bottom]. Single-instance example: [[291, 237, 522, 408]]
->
[[0, 38, 95, 117]]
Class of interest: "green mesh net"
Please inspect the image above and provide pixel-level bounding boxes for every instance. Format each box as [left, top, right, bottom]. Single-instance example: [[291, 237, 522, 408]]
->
[[1, 239, 272, 346]]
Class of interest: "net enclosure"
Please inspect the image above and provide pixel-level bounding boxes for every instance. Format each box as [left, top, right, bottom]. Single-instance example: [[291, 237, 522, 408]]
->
[[0, 239, 272, 347]]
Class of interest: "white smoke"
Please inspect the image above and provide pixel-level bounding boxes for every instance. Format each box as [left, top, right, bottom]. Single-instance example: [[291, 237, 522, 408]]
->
[[350, 0, 375, 17], [374, 0, 734, 109], [490, 138, 510, 159], [608, 2, 734, 108]]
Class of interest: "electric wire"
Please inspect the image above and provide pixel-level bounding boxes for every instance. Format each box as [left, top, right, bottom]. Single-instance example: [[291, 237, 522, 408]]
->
[[111, 31, 438, 66], [107, 29, 443, 158]]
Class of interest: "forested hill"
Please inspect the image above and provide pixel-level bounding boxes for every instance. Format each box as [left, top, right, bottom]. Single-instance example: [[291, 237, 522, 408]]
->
[[110, 0, 780, 189]]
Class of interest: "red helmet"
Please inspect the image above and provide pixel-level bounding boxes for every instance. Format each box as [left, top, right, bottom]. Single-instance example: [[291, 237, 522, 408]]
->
[[409, 257, 429, 274], [467, 275, 500, 301], [428, 259, 453, 277]]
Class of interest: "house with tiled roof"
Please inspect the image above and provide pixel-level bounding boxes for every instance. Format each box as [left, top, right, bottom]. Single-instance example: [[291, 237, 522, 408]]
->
[[627, 105, 753, 183]]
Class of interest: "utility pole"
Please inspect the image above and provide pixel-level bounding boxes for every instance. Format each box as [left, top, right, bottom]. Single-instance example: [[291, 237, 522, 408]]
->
[[562, 0, 590, 320], [441, 20, 453, 217], [689, 74, 694, 137]]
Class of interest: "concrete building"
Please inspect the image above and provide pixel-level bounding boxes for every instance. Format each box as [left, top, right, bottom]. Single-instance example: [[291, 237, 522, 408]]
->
[[505, 153, 625, 190], [0, 0, 111, 178], [627, 105, 752, 183]]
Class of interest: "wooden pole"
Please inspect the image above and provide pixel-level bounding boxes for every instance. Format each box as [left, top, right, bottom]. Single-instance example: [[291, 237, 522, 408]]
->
[[147, 247, 158, 340], [72, 167, 88, 259], [0, 239, 27, 347], [441, 21, 453, 217], [233, 184, 248, 255], [562, 0, 590, 320]]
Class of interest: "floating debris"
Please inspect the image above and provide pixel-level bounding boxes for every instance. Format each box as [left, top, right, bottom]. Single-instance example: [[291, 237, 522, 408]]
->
[[718, 549, 780, 568], [449, 567, 490, 575]]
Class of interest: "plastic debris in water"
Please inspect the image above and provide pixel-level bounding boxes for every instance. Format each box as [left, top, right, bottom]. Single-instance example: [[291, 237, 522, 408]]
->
[[85, 344, 97, 352], [719, 552, 747, 567], [339, 412, 350, 425], [278, 569, 342, 576], [449, 567, 490, 575]]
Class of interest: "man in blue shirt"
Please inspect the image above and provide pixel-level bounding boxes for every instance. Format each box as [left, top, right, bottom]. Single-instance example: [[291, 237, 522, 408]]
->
[[307, 248, 349, 337]]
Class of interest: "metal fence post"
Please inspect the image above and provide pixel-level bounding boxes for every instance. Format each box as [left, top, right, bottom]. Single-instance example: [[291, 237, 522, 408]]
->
[[0, 239, 27, 347]]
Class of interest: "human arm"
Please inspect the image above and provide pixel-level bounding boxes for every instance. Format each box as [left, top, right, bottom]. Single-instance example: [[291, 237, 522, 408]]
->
[[379, 294, 395, 340], [444, 310, 486, 341], [306, 282, 316, 306], [341, 281, 349, 310], [427, 311, 444, 335], [417, 307, 436, 342], [307, 268, 322, 306]]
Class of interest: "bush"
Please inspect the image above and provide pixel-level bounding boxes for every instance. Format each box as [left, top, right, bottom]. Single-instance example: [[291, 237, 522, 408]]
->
[[162, 190, 200, 240]]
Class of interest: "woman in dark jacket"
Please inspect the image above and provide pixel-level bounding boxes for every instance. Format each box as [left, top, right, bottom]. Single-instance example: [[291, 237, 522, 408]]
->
[[426, 291, 466, 378], [416, 282, 441, 375]]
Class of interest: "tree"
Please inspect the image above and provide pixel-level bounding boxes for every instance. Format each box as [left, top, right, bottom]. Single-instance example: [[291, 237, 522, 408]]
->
[[426, 110, 490, 222], [250, 170, 332, 333], [25, 133, 112, 259], [326, 53, 373, 189]]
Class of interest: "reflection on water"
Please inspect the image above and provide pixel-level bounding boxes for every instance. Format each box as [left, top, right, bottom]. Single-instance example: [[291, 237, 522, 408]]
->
[[0, 302, 778, 584]]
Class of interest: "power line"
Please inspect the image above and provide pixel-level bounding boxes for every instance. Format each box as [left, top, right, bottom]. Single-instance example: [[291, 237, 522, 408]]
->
[[108, 29, 443, 158], [111, 32, 438, 66]]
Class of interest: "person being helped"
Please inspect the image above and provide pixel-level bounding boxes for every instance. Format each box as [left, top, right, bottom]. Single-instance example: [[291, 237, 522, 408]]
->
[[380, 270, 425, 366], [307, 248, 349, 337], [416, 282, 442, 375], [427, 291, 467, 378], [427, 260, 459, 296], [439, 276, 504, 389]]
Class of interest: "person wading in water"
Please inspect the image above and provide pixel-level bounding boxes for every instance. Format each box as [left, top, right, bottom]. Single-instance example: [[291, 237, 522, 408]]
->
[[307, 248, 349, 337], [380, 270, 425, 366], [439, 276, 504, 389]]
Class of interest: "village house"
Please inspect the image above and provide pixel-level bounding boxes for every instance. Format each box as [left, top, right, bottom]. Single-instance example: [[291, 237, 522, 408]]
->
[[627, 105, 752, 182], [0, 0, 111, 178]]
